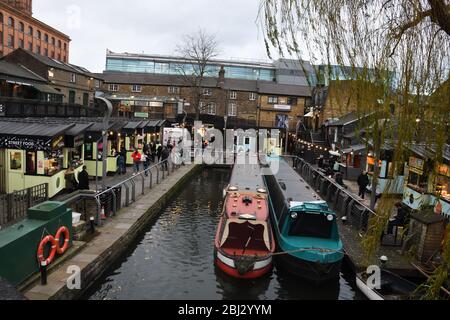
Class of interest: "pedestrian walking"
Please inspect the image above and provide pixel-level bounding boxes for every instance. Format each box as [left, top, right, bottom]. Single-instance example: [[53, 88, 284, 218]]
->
[[131, 149, 142, 175], [161, 146, 170, 171], [118, 147, 127, 175], [157, 142, 163, 163], [77, 166, 90, 190], [357, 171, 370, 199]]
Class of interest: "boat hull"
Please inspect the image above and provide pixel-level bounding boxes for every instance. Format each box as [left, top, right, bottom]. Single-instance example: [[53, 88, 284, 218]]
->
[[276, 250, 342, 283], [214, 249, 273, 279]]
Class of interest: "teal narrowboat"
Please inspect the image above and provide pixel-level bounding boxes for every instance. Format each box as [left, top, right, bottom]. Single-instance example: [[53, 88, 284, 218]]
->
[[263, 157, 344, 283]]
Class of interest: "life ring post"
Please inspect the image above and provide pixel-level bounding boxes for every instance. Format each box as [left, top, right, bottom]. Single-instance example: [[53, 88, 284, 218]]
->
[[40, 260, 47, 286]]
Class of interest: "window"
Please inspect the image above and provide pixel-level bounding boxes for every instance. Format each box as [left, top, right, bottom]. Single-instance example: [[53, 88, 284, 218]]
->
[[132, 84, 142, 93], [8, 17, 14, 28], [51, 37, 55, 45], [0, 13, 3, 24], [69, 73, 76, 83], [44, 34, 48, 43], [28, 41, 33, 50], [19, 22, 24, 32], [10, 151, 22, 170], [229, 91, 237, 100], [268, 96, 278, 104], [94, 80, 100, 88], [57, 40, 61, 48], [203, 88, 212, 96], [0, 31, 3, 46], [168, 86, 180, 94], [36, 30, 41, 40], [200, 102, 216, 115], [288, 97, 298, 105], [69, 90, 76, 104], [36, 45, 41, 55], [18, 38, 24, 48], [228, 103, 237, 117], [7, 35, 14, 48], [64, 43, 67, 51], [109, 84, 119, 92], [28, 26, 33, 35], [249, 93, 257, 101]]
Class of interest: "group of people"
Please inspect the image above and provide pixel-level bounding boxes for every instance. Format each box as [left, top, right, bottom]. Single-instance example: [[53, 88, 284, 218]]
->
[[122, 141, 174, 176]]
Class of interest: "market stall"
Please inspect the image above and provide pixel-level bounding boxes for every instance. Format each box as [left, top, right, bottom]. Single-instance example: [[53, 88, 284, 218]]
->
[[0, 120, 74, 197]]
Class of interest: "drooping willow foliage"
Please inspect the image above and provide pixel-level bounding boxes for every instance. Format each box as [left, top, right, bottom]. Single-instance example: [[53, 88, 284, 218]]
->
[[259, 0, 450, 298]]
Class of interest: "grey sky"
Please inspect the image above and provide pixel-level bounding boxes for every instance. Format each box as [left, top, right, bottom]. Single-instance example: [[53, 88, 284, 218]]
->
[[33, 0, 273, 73]]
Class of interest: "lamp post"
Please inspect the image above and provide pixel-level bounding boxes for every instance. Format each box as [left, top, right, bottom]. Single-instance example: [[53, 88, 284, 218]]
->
[[96, 97, 113, 191]]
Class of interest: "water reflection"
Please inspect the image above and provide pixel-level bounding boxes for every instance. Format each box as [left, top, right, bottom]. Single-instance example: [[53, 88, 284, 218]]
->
[[85, 168, 360, 300]]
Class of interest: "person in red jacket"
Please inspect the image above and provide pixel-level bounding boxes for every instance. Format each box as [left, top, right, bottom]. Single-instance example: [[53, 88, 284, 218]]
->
[[131, 149, 141, 175]]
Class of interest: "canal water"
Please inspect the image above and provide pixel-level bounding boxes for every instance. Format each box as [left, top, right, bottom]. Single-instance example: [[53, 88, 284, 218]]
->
[[85, 168, 364, 300]]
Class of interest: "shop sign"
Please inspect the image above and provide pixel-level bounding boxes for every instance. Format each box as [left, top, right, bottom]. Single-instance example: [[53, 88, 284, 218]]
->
[[409, 157, 424, 171], [149, 101, 164, 107], [52, 135, 65, 149], [436, 163, 450, 178], [274, 104, 291, 111], [134, 112, 149, 118], [73, 134, 84, 148], [0, 135, 51, 151]]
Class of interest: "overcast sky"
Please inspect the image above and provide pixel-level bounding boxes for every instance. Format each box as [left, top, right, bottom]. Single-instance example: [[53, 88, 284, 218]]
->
[[33, 0, 273, 73]]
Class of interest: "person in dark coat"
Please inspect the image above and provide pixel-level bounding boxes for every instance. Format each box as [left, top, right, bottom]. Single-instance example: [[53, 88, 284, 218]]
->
[[357, 171, 370, 199], [78, 166, 90, 190], [161, 146, 170, 171], [157, 144, 163, 162]]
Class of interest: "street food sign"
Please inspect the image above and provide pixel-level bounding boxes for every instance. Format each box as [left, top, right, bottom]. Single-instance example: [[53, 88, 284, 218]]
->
[[52, 135, 65, 149], [0, 135, 52, 151]]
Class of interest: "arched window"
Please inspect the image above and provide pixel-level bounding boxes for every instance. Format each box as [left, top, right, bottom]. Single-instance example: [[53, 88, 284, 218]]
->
[[28, 26, 33, 35], [57, 40, 61, 48], [36, 30, 41, 40], [8, 17, 14, 28], [63, 43, 67, 51], [44, 34, 48, 43], [19, 22, 24, 32], [51, 37, 55, 45], [0, 13, 4, 24]]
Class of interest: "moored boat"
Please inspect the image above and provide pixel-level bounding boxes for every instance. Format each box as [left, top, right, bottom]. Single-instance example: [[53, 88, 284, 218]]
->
[[263, 157, 344, 283], [214, 164, 276, 279], [356, 269, 418, 300]]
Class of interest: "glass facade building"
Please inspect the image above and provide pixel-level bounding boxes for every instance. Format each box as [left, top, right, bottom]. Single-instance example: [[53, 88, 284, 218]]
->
[[106, 56, 276, 81]]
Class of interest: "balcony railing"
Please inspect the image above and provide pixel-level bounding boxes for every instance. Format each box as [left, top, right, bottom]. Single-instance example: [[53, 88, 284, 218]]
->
[[0, 97, 104, 118]]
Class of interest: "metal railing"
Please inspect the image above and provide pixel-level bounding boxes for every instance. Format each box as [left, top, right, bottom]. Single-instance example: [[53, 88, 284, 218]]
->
[[63, 159, 181, 227], [283, 155, 375, 231], [0, 183, 49, 229]]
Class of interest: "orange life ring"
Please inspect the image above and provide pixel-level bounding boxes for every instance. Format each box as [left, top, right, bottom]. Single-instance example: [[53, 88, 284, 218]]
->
[[37, 235, 57, 266], [55, 226, 70, 255]]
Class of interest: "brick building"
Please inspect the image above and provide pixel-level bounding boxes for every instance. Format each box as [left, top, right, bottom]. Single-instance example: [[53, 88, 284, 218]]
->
[[3, 48, 102, 106], [0, 0, 70, 62], [98, 51, 313, 131]]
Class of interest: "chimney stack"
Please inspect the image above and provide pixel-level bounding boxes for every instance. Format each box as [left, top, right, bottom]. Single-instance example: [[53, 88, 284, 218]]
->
[[5, 0, 33, 15]]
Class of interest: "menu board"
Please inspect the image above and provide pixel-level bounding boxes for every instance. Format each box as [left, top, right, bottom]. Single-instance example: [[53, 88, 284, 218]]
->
[[437, 163, 450, 178], [409, 157, 425, 174]]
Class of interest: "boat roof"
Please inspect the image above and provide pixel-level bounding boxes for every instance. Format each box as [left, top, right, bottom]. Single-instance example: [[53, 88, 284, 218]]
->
[[270, 158, 322, 203], [229, 163, 266, 193]]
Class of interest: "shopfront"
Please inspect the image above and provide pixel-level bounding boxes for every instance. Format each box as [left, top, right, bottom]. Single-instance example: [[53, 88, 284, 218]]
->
[[366, 148, 405, 195], [0, 121, 74, 197], [83, 121, 121, 177], [121, 121, 145, 165], [403, 148, 450, 217]]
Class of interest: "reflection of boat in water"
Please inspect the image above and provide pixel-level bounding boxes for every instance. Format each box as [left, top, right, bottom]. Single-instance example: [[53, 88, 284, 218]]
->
[[214, 266, 272, 300], [263, 157, 344, 283], [273, 262, 340, 300], [214, 163, 276, 279], [356, 270, 418, 300]]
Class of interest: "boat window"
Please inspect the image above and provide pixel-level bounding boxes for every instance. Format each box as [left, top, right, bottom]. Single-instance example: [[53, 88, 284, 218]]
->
[[288, 213, 333, 239]]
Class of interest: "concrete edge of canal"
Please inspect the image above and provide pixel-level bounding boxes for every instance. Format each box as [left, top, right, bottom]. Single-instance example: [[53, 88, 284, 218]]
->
[[23, 164, 202, 300]]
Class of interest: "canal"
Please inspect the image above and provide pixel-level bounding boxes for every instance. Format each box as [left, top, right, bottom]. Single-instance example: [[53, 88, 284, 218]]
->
[[85, 168, 364, 300]]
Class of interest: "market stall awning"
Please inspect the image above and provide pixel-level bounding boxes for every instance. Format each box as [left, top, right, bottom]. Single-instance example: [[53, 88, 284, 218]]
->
[[31, 83, 63, 95], [123, 121, 144, 130], [0, 121, 73, 137], [65, 123, 94, 136]]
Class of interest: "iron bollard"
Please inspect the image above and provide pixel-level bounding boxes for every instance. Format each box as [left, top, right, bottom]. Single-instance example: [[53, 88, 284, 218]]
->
[[90, 216, 95, 234], [40, 261, 47, 285]]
